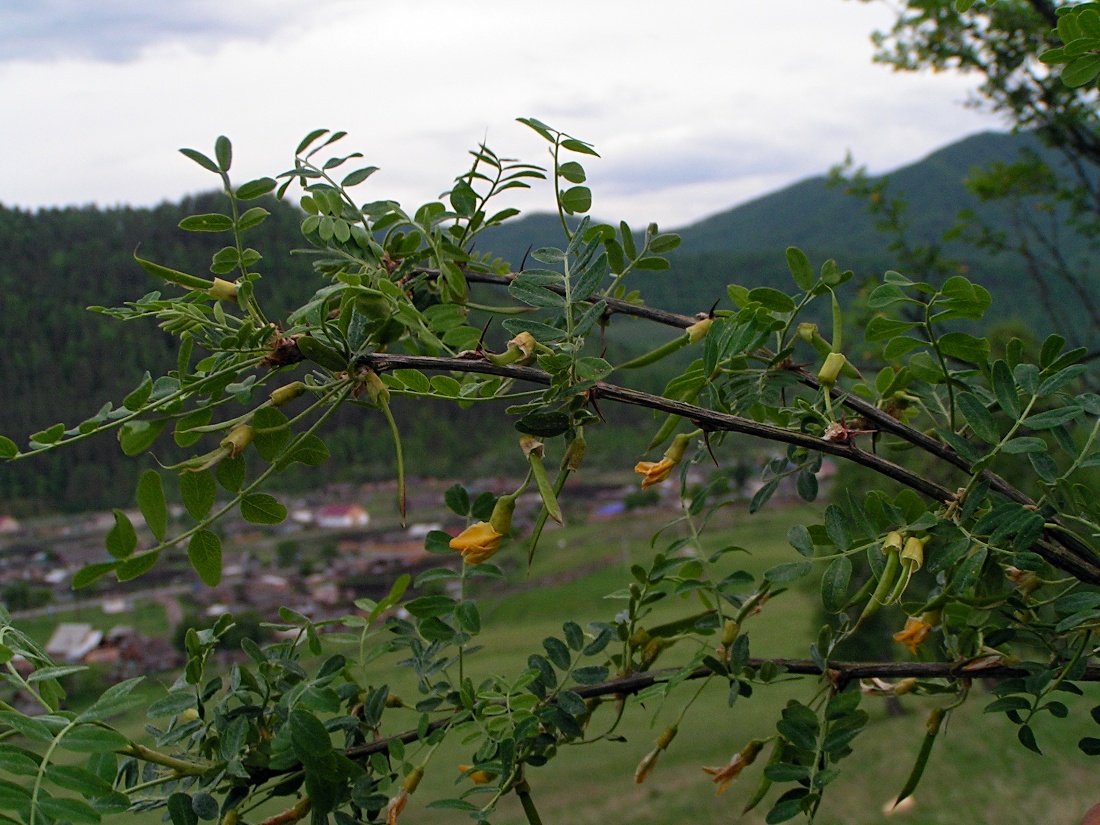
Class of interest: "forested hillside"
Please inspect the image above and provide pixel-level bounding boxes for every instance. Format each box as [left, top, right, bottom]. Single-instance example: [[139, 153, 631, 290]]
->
[[0, 130, 1070, 511], [483, 131, 1075, 319]]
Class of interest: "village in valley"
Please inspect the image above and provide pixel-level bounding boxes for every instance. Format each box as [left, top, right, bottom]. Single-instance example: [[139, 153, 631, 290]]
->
[[0, 459, 828, 696]]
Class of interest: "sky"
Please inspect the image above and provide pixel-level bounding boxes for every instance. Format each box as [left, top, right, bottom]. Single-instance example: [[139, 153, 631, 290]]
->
[[0, 0, 996, 230]]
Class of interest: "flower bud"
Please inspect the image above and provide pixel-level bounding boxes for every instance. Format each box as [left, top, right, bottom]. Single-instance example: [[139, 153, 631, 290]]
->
[[640, 637, 673, 669], [489, 493, 517, 535], [629, 628, 651, 649], [721, 619, 740, 647], [402, 767, 424, 794], [656, 724, 678, 750], [458, 765, 496, 785], [893, 678, 918, 696], [270, 381, 307, 408]]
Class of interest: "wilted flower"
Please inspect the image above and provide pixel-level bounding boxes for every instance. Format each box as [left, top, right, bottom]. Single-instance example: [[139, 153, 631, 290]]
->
[[635, 725, 678, 784], [487, 332, 539, 366], [220, 424, 254, 458], [449, 522, 504, 565], [702, 740, 763, 796], [508, 331, 538, 361], [634, 747, 662, 784], [385, 766, 423, 825], [893, 616, 932, 655], [384, 791, 407, 825]]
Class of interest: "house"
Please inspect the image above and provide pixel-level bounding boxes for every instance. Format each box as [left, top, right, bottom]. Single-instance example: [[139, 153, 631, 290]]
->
[[316, 504, 370, 528], [406, 522, 442, 539], [44, 623, 103, 663]]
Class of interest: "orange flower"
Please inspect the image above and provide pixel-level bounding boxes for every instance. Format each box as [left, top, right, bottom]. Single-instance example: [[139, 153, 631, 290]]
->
[[893, 616, 932, 655], [449, 522, 504, 565], [635, 431, 694, 489], [635, 457, 675, 489]]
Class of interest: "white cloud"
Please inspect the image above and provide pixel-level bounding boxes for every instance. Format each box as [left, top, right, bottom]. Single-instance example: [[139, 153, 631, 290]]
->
[[0, 0, 994, 227], [0, 0, 328, 62]]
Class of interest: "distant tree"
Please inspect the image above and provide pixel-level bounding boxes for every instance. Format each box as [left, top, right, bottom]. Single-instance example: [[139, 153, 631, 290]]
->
[[0, 581, 50, 612], [275, 539, 299, 568], [854, 0, 1100, 350]]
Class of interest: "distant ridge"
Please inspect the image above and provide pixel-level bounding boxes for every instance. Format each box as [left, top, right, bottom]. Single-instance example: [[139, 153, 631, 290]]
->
[[479, 130, 1052, 314], [673, 130, 1041, 255]]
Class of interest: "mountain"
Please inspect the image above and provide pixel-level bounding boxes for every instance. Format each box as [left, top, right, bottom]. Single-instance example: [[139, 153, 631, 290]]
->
[[0, 130, 1068, 510], [674, 130, 1041, 255], [481, 131, 1062, 316]]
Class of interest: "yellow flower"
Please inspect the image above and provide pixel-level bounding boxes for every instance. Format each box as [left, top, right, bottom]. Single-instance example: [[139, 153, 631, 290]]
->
[[635, 457, 675, 489], [458, 764, 497, 785], [893, 616, 932, 655], [449, 522, 504, 565]]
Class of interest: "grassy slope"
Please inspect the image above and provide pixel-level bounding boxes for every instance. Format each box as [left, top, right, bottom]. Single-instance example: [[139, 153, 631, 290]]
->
[[353, 503, 1100, 825]]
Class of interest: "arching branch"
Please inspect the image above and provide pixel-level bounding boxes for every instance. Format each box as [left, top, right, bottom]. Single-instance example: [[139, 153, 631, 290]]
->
[[344, 655, 1100, 759], [358, 352, 1100, 585]]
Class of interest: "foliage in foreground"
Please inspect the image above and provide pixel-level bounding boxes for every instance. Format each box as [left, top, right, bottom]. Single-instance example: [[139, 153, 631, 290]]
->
[[6, 9, 1100, 823]]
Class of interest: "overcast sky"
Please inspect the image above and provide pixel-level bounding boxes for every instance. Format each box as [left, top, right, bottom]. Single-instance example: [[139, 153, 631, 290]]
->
[[0, 0, 995, 229]]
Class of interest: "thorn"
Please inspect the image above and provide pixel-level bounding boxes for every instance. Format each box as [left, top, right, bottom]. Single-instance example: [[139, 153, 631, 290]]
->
[[476, 317, 492, 351], [703, 431, 719, 467]]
